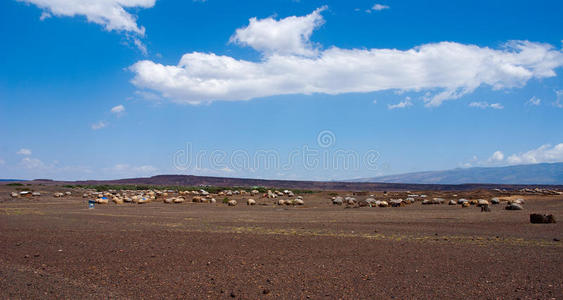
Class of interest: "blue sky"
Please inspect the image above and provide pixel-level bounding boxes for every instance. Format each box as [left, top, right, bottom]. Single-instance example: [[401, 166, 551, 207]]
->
[[1, 0, 562, 181]]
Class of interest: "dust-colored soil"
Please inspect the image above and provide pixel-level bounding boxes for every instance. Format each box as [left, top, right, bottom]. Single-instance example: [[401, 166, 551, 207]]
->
[[1, 185, 562, 299]]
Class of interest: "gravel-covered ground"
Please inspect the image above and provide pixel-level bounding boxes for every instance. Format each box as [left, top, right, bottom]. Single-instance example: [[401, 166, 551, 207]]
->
[[1, 185, 561, 299]]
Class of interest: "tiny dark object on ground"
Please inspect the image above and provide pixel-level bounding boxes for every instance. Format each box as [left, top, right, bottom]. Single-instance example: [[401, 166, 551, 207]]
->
[[529, 214, 556, 224], [481, 205, 491, 212]]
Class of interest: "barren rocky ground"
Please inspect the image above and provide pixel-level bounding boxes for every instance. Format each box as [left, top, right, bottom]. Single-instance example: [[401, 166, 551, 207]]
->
[[1, 185, 562, 299]]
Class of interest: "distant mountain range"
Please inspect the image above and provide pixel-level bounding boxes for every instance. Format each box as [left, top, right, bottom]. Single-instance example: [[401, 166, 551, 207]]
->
[[4, 167, 558, 192], [2, 163, 561, 190], [351, 163, 563, 185]]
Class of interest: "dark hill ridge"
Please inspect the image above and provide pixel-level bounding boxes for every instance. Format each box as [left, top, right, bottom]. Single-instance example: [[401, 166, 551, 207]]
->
[[24, 174, 562, 192], [352, 162, 563, 185]]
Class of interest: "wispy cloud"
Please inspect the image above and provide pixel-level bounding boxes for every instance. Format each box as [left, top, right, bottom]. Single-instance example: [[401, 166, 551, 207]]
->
[[91, 121, 108, 130], [135, 90, 163, 101], [17, 148, 32, 156], [110, 104, 125, 115], [191, 166, 237, 176], [370, 4, 390, 11], [387, 97, 412, 110], [99, 164, 159, 178], [554, 90, 563, 108], [16, 157, 94, 180], [469, 101, 504, 109], [526, 96, 541, 106], [219, 167, 235, 173], [133, 38, 148, 55], [21, 157, 46, 169]]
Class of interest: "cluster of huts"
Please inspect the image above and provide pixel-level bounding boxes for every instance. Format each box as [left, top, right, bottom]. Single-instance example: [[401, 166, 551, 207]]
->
[[8, 188, 533, 212], [79, 188, 304, 207], [10, 191, 72, 198], [331, 194, 525, 211], [10, 191, 41, 198], [518, 188, 561, 195], [493, 187, 561, 195], [10, 191, 73, 198], [54, 191, 72, 197]]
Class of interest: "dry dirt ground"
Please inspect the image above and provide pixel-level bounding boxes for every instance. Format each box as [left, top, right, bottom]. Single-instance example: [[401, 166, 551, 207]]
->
[[0, 185, 562, 299]]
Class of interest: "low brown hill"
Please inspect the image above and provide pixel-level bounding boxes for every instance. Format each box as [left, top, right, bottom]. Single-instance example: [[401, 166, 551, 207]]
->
[[25, 174, 563, 191]]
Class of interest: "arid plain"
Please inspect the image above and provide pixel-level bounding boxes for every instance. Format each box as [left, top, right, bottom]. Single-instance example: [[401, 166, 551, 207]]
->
[[1, 184, 561, 299]]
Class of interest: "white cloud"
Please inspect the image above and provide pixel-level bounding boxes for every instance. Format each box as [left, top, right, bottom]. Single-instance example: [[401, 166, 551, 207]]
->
[[91, 121, 108, 130], [17, 148, 32, 156], [462, 144, 563, 167], [229, 6, 326, 57], [110, 104, 125, 115], [130, 9, 563, 106], [526, 96, 541, 106], [387, 97, 412, 109], [488, 150, 505, 162], [469, 101, 504, 109], [372, 99, 377, 104], [507, 143, 563, 164], [20, 0, 155, 35], [371, 4, 389, 11], [0, 158, 5, 165]]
